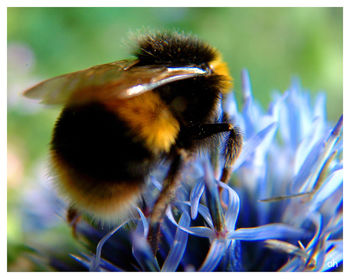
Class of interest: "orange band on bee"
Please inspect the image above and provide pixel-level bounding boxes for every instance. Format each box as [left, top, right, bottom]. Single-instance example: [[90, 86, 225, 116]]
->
[[209, 53, 233, 94], [104, 91, 180, 153]]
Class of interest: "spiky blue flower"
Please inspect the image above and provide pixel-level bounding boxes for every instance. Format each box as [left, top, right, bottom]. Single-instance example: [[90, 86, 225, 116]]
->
[[58, 70, 342, 271]]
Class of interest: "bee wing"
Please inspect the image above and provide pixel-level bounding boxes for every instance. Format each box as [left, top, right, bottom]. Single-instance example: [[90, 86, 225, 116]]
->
[[23, 60, 135, 105], [23, 60, 208, 105]]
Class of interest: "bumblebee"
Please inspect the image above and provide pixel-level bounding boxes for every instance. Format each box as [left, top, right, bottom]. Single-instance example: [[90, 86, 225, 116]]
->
[[24, 32, 242, 249]]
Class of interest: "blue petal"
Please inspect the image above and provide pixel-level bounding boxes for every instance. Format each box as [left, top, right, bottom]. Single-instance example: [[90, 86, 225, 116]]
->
[[291, 139, 324, 192], [228, 223, 309, 240], [189, 179, 204, 219], [296, 93, 314, 140], [277, 90, 292, 146], [310, 168, 343, 212], [217, 181, 240, 230], [278, 257, 305, 272], [131, 232, 160, 271], [294, 117, 324, 176], [176, 201, 214, 229], [278, 84, 315, 149], [203, 161, 225, 231], [161, 211, 190, 272], [281, 90, 301, 149], [96, 258, 123, 272], [233, 122, 277, 170], [223, 91, 239, 119], [329, 115, 343, 141], [70, 254, 92, 270], [304, 212, 322, 252], [241, 70, 266, 137], [252, 120, 278, 166], [150, 176, 162, 190], [160, 218, 174, 247], [166, 207, 214, 238], [135, 207, 149, 237], [314, 241, 326, 271], [72, 253, 123, 272], [90, 220, 129, 271], [199, 239, 229, 271], [299, 115, 343, 194], [241, 69, 252, 100], [197, 204, 215, 229], [335, 141, 343, 158], [268, 92, 287, 122], [313, 93, 327, 124], [242, 96, 264, 138], [220, 240, 242, 271], [187, 226, 215, 237], [89, 254, 123, 272]]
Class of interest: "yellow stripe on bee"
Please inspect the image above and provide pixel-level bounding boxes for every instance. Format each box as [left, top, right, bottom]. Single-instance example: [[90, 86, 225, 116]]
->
[[209, 53, 233, 94], [105, 91, 180, 153]]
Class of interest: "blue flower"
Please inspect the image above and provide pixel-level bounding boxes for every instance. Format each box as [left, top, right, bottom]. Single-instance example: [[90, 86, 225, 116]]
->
[[69, 70, 342, 272]]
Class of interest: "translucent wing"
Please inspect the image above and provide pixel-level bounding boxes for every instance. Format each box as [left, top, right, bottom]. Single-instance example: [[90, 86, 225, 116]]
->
[[23, 59, 208, 105], [23, 60, 134, 105]]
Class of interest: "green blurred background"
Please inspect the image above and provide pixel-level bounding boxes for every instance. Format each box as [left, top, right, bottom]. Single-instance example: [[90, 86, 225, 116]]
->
[[7, 7, 342, 271]]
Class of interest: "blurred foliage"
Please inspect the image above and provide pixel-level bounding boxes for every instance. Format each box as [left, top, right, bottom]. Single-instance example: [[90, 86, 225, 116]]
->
[[7, 7, 342, 118], [7, 7, 342, 271]]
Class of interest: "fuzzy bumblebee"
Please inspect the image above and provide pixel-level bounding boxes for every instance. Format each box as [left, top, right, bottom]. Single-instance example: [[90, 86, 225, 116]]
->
[[24, 32, 242, 248]]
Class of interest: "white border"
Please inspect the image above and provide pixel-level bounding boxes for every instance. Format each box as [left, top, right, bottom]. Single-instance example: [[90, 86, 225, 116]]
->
[[2, 0, 347, 8], [2, 0, 347, 278]]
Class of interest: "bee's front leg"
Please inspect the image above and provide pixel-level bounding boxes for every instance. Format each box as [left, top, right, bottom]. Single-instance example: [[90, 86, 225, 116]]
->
[[148, 148, 187, 254]]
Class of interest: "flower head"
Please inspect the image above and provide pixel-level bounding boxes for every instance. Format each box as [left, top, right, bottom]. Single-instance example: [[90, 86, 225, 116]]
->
[[52, 70, 343, 271]]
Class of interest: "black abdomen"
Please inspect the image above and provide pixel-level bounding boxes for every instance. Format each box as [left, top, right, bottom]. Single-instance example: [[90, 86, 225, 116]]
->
[[51, 102, 155, 183]]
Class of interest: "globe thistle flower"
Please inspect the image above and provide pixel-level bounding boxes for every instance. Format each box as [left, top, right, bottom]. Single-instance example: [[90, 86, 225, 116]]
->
[[27, 70, 343, 272]]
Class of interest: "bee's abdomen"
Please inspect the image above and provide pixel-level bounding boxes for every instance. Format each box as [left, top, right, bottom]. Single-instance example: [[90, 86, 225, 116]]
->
[[51, 102, 154, 183]]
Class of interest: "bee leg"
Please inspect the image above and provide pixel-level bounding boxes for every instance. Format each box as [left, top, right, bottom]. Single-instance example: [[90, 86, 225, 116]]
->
[[67, 206, 81, 239], [220, 123, 242, 184], [186, 122, 242, 207], [148, 149, 187, 254], [218, 124, 242, 210], [186, 122, 242, 183]]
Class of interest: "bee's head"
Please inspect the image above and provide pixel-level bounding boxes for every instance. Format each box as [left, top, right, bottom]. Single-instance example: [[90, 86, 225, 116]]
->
[[131, 32, 233, 125], [133, 32, 232, 94]]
